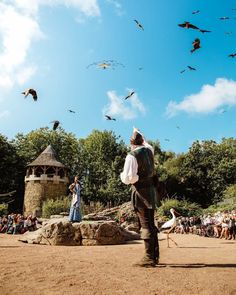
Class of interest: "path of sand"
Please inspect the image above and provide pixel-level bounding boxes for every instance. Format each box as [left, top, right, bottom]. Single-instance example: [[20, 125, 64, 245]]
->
[[0, 233, 235, 295]]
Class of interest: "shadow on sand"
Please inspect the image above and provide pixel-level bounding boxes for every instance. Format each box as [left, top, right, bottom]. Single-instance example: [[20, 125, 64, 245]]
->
[[158, 263, 236, 268]]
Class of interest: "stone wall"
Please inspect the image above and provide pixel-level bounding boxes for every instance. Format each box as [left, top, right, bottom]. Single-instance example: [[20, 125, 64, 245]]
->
[[24, 181, 68, 217]]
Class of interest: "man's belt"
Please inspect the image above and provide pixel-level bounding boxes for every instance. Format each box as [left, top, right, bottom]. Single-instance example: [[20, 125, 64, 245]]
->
[[133, 177, 154, 189]]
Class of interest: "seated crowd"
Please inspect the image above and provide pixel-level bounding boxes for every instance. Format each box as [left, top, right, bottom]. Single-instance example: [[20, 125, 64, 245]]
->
[[0, 213, 37, 235], [174, 210, 236, 240]]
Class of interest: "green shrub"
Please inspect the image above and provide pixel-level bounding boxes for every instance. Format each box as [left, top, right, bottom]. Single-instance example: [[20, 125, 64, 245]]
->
[[0, 204, 8, 216], [156, 198, 203, 220], [42, 197, 71, 218], [204, 203, 236, 214]]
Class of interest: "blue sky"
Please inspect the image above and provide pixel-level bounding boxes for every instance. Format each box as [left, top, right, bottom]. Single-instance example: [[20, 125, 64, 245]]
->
[[0, 0, 236, 153]]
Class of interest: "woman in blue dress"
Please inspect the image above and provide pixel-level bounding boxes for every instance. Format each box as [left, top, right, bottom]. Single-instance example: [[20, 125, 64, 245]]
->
[[68, 176, 82, 222]]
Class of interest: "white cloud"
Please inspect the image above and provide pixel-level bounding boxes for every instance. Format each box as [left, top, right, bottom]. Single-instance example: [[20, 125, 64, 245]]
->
[[0, 0, 100, 91], [103, 89, 146, 120], [166, 78, 236, 117], [16, 66, 37, 85], [0, 110, 10, 119]]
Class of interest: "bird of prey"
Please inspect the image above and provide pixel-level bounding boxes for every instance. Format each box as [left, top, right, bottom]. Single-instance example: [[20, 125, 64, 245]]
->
[[87, 60, 124, 70], [68, 109, 76, 113], [105, 115, 116, 121], [192, 10, 200, 15], [229, 53, 236, 58], [187, 66, 196, 71], [124, 91, 135, 100], [134, 19, 144, 30], [191, 38, 201, 53], [51, 120, 60, 130], [219, 16, 230, 20], [22, 88, 38, 101], [178, 21, 200, 30], [181, 66, 196, 73]]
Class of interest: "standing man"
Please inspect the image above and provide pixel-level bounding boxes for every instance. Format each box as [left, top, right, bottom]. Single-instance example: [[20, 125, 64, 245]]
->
[[120, 128, 159, 267], [68, 176, 82, 222]]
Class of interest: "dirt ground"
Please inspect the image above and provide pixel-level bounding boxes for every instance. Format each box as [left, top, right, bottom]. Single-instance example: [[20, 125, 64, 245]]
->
[[0, 233, 235, 295]]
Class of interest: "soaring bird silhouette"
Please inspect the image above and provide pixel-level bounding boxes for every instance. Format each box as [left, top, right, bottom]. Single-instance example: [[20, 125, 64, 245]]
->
[[22, 88, 38, 101], [178, 22, 210, 33], [87, 60, 124, 70], [229, 53, 236, 58], [187, 66, 196, 71], [164, 138, 170, 142], [192, 10, 200, 15], [134, 19, 144, 30], [178, 21, 199, 30], [105, 115, 116, 121], [191, 38, 201, 53], [68, 109, 76, 113], [124, 91, 135, 100], [51, 120, 60, 130], [161, 208, 180, 247], [219, 16, 230, 20], [181, 66, 197, 73]]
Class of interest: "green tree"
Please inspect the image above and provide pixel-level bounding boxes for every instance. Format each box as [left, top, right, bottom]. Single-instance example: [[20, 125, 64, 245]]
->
[[13, 127, 82, 178], [80, 130, 129, 204], [0, 134, 24, 212]]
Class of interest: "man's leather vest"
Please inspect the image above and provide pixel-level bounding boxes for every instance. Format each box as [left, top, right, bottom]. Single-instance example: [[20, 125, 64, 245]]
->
[[130, 146, 156, 209]]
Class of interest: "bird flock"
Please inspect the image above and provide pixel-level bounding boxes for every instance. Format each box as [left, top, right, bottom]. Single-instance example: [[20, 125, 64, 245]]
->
[[20, 6, 234, 134]]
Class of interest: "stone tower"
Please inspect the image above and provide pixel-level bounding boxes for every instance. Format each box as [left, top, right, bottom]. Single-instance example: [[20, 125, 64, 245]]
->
[[24, 145, 69, 217]]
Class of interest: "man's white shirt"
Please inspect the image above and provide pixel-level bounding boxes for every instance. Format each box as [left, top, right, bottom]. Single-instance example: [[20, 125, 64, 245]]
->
[[120, 142, 154, 185]]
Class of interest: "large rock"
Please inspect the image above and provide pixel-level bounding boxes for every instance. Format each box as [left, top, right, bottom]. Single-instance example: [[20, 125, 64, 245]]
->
[[95, 222, 125, 245], [19, 218, 82, 246], [19, 218, 140, 246]]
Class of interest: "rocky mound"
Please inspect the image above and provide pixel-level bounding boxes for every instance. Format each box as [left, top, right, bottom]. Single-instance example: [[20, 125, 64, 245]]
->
[[18, 217, 140, 246]]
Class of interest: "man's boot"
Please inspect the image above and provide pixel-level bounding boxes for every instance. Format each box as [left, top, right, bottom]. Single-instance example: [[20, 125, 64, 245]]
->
[[134, 239, 156, 267]]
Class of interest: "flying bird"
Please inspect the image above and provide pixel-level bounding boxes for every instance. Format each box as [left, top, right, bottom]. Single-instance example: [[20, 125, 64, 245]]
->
[[68, 109, 76, 113], [180, 66, 196, 73], [161, 208, 180, 248], [51, 120, 60, 130], [225, 31, 233, 35], [22, 88, 38, 101], [229, 53, 236, 58], [124, 91, 135, 100], [87, 60, 124, 70], [134, 19, 144, 30], [192, 10, 200, 15], [105, 115, 116, 121], [191, 38, 201, 53], [178, 21, 199, 30], [219, 16, 230, 20], [187, 66, 196, 71], [164, 138, 170, 142], [176, 126, 181, 129]]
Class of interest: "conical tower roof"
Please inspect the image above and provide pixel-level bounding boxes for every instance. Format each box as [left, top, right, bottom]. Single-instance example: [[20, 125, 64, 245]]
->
[[27, 145, 65, 168]]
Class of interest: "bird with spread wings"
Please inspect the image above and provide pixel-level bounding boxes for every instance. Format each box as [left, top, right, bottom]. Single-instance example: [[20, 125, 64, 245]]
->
[[22, 88, 38, 101]]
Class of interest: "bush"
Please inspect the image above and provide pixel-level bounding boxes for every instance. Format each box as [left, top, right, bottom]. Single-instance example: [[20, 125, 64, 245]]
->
[[0, 204, 8, 216], [204, 203, 236, 214], [156, 198, 203, 220], [42, 197, 71, 218]]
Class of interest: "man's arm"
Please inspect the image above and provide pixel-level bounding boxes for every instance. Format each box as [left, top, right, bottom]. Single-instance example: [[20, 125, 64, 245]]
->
[[120, 154, 139, 185]]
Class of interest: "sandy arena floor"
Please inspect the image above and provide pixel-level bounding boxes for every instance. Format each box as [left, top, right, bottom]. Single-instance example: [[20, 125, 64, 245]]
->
[[0, 233, 236, 295]]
